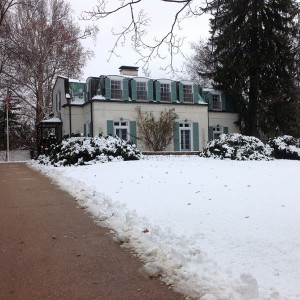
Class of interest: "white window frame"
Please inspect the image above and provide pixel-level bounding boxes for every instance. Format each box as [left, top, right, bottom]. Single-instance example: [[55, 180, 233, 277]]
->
[[136, 81, 148, 101], [179, 121, 193, 151], [111, 80, 123, 100], [160, 83, 171, 102], [113, 119, 129, 140], [183, 84, 193, 103], [213, 125, 223, 139], [212, 94, 222, 110]]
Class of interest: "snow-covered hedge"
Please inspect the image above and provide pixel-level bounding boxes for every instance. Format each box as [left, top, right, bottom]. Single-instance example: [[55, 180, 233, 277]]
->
[[200, 133, 273, 160], [37, 136, 142, 166], [268, 135, 300, 160]]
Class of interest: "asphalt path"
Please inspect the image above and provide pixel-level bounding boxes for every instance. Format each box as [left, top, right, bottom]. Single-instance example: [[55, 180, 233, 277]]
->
[[0, 163, 184, 300]]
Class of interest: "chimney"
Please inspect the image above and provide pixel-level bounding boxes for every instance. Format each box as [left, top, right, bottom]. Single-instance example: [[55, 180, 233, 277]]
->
[[119, 66, 139, 76]]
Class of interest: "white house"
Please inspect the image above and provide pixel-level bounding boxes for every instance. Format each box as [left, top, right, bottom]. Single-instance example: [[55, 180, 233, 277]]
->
[[48, 66, 239, 152]]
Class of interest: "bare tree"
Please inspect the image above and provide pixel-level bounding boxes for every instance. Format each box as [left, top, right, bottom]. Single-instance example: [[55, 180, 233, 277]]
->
[[135, 106, 178, 151], [82, 0, 207, 75], [3, 0, 91, 123], [0, 0, 23, 28], [184, 39, 214, 88]]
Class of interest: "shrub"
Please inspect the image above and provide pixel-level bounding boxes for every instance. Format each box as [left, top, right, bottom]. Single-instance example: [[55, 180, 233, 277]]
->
[[37, 135, 142, 166], [268, 135, 300, 160], [200, 133, 273, 160]]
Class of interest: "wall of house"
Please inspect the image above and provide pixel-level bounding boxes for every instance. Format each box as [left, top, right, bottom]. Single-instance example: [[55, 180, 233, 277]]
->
[[91, 101, 208, 151], [62, 106, 84, 137], [52, 77, 66, 118], [208, 111, 239, 139]]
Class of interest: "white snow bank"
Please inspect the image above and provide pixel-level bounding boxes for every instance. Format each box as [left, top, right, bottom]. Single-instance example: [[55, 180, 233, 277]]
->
[[29, 156, 300, 299]]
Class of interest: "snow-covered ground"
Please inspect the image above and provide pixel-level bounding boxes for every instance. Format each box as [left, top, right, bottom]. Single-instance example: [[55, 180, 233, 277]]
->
[[30, 156, 300, 300]]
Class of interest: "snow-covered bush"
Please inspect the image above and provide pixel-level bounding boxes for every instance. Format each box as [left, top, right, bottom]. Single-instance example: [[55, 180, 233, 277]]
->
[[37, 135, 142, 166], [200, 133, 273, 160], [268, 135, 300, 160]]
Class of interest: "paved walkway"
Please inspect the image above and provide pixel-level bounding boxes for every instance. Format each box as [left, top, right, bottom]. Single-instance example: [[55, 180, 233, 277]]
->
[[0, 163, 184, 300]]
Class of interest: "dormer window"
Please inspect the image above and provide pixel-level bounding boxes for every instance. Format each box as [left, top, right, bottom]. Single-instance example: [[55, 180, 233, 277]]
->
[[111, 80, 122, 100], [183, 85, 193, 103], [137, 81, 147, 101], [213, 94, 222, 110], [161, 83, 171, 102]]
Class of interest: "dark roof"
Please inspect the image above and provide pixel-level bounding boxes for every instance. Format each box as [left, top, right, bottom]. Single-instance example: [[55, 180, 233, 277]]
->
[[119, 66, 139, 71]]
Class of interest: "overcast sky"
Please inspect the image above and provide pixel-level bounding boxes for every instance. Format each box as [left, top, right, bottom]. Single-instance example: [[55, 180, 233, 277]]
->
[[69, 0, 211, 80]]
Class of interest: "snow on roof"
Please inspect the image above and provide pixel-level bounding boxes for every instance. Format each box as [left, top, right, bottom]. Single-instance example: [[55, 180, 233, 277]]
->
[[69, 78, 85, 83], [92, 95, 106, 100], [157, 78, 174, 84], [71, 97, 85, 105], [40, 117, 62, 123], [198, 99, 208, 105]]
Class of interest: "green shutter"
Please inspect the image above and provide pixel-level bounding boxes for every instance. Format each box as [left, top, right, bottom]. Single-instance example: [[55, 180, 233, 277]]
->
[[88, 78, 92, 100], [224, 126, 229, 134], [179, 83, 184, 103], [207, 93, 213, 109], [171, 81, 177, 103], [131, 80, 137, 101], [209, 126, 214, 141], [130, 121, 137, 145], [221, 93, 226, 111], [193, 122, 199, 151], [193, 84, 199, 104], [105, 78, 111, 100], [99, 76, 105, 97], [123, 78, 129, 101], [107, 120, 114, 136], [155, 81, 161, 102], [148, 80, 154, 102], [173, 122, 180, 151], [105, 77, 111, 99]]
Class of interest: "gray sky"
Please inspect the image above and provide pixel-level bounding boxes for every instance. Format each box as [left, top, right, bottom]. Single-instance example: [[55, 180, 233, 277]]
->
[[69, 0, 211, 79]]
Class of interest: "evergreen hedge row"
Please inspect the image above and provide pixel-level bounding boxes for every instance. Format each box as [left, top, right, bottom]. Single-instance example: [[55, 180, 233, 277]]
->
[[200, 134, 300, 160], [37, 135, 142, 166]]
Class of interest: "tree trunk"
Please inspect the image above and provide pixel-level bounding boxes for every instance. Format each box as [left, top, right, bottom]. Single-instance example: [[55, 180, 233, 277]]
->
[[248, 0, 259, 137], [36, 81, 44, 124]]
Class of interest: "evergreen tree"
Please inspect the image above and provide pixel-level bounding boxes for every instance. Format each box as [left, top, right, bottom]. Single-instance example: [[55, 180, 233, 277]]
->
[[207, 0, 299, 137], [0, 97, 33, 150]]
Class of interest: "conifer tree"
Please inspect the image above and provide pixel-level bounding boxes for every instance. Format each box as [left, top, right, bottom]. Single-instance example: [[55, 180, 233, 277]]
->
[[207, 0, 299, 137], [0, 97, 34, 150]]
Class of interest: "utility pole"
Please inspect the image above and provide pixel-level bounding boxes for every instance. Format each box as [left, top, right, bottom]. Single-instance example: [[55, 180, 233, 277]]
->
[[6, 89, 10, 162]]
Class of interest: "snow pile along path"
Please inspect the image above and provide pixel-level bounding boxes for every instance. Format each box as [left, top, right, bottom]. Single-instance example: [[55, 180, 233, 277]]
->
[[30, 157, 300, 300]]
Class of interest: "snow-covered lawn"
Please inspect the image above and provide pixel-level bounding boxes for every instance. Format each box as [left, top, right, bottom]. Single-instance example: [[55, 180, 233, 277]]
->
[[30, 156, 300, 300]]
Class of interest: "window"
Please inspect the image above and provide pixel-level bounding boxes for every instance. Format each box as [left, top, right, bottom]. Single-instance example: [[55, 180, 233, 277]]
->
[[179, 121, 192, 151], [212, 94, 221, 110], [114, 120, 129, 140], [183, 85, 193, 103], [111, 80, 122, 100], [137, 81, 147, 101], [56, 91, 61, 111], [213, 125, 223, 139], [160, 83, 171, 102]]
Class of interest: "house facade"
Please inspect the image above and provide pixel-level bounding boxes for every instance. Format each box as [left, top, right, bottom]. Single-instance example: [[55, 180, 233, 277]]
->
[[50, 66, 239, 152], [204, 89, 240, 140]]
